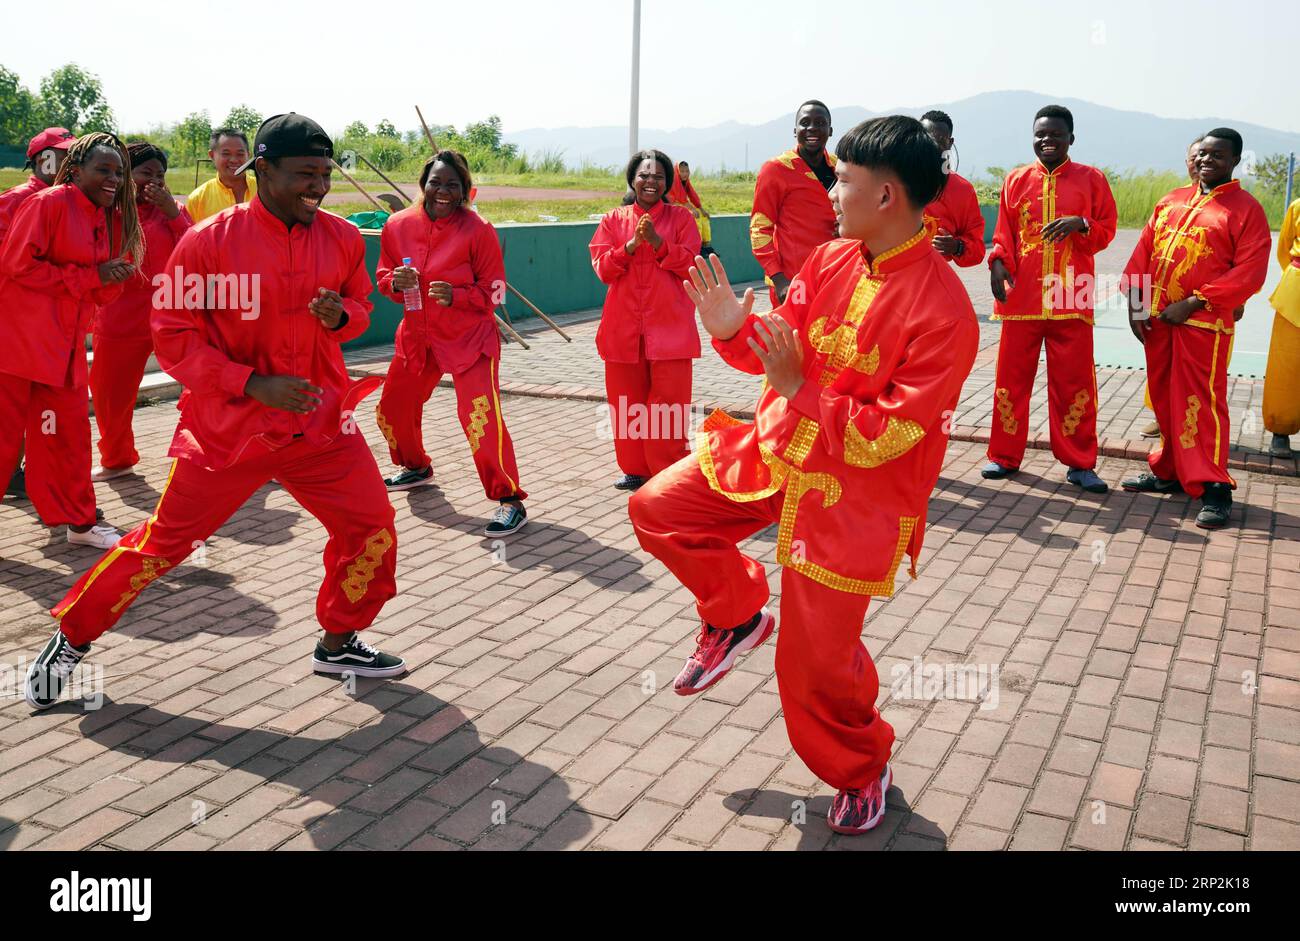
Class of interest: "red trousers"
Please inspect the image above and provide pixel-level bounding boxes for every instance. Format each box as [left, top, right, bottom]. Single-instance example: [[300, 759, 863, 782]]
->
[[604, 357, 692, 477], [0, 372, 96, 528], [89, 333, 154, 468], [52, 429, 397, 646], [988, 318, 1098, 470], [629, 455, 894, 790], [1144, 318, 1235, 499], [376, 353, 526, 502]]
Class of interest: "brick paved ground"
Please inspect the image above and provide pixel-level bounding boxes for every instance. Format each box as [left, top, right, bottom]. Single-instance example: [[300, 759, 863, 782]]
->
[[2, 231, 1299, 851]]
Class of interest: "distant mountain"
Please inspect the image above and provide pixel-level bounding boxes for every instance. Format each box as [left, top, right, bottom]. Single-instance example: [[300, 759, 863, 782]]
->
[[505, 90, 1300, 180]]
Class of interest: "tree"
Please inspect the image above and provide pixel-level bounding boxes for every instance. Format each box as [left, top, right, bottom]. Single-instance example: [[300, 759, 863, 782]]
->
[[37, 64, 116, 134], [221, 104, 262, 136], [0, 65, 39, 146], [344, 120, 369, 140], [1254, 153, 1299, 196], [176, 110, 213, 162], [375, 119, 399, 139]]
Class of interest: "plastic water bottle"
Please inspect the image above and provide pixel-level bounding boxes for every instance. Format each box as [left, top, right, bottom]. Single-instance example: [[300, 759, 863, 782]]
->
[[400, 256, 423, 312]]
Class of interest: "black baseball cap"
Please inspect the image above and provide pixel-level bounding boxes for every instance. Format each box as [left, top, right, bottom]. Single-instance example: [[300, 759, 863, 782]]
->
[[234, 112, 333, 174]]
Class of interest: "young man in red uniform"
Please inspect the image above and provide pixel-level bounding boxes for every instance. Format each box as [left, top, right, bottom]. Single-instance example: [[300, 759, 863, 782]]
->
[[89, 142, 193, 481], [985, 105, 1117, 494], [631, 116, 979, 834], [750, 100, 839, 306], [590, 150, 702, 491], [920, 111, 986, 268], [0, 127, 76, 500], [1122, 128, 1272, 529], [27, 114, 405, 711], [0, 133, 139, 551]]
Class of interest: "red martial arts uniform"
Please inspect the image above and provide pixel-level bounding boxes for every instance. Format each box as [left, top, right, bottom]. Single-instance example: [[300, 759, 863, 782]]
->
[[924, 171, 986, 268], [0, 175, 49, 244], [630, 231, 979, 790], [374, 204, 526, 502], [90, 202, 193, 468], [51, 198, 397, 645], [1123, 180, 1272, 497], [750, 149, 839, 305], [590, 200, 702, 477], [0, 184, 126, 527], [668, 176, 702, 212], [987, 159, 1117, 470]]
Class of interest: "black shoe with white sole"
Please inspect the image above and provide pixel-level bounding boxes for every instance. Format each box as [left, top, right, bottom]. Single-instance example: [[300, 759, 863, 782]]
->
[[614, 474, 647, 491], [384, 465, 434, 492], [312, 633, 406, 678], [26, 629, 91, 710], [484, 501, 527, 536]]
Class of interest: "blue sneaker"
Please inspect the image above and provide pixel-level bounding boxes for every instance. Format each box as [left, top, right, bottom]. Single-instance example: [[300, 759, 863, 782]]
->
[[1067, 467, 1109, 494], [981, 461, 1019, 480]]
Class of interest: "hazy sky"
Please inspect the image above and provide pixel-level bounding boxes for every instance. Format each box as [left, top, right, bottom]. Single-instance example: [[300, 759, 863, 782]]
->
[[3, 0, 1294, 135]]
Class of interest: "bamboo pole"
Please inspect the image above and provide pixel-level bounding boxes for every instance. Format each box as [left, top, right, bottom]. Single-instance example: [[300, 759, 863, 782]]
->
[[331, 158, 386, 212], [415, 106, 437, 153], [495, 313, 529, 349], [506, 283, 572, 341], [357, 154, 413, 204]]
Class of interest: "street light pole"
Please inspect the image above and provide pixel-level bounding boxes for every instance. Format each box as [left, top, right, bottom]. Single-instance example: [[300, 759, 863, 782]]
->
[[629, 0, 641, 157]]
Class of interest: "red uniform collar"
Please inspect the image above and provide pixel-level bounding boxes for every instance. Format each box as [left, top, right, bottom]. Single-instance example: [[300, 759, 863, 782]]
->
[[860, 226, 930, 276], [631, 200, 667, 218], [1198, 178, 1241, 197], [1034, 157, 1073, 177], [62, 182, 104, 219], [27, 176, 49, 191]]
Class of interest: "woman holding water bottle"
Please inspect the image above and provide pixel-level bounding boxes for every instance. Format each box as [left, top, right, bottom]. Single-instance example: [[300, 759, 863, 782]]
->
[[374, 149, 529, 536]]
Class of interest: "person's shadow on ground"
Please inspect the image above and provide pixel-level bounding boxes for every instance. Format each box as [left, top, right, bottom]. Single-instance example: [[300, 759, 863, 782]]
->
[[46, 681, 594, 850], [401, 486, 652, 592], [722, 781, 936, 850]]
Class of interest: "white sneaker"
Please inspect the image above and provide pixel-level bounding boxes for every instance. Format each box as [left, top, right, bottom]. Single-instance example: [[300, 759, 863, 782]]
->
[[67, 523, 122, 549], [90, 465, 135, 482]]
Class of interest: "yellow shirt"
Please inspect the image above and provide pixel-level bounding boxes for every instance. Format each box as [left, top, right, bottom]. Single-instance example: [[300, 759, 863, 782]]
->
[[184, 174, 257, 224], [1271, 199, 1300, 326]]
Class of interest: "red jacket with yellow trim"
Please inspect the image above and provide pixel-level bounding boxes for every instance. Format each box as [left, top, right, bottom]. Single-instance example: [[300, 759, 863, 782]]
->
[[152, 198, 377, 471], [376, 205, 505, 376], [989, 159, 1117, 323], [589, 200, 702, 363], [701, 232, 979, 597], [1123, 180, 1272, 333], [0, 183, 126, 387], [924, 172, 986, 268], [750, 150, 838, 285]]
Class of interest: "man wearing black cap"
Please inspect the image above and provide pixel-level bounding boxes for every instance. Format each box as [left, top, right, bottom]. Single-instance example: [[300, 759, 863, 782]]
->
[[28, 113, 407, 711]]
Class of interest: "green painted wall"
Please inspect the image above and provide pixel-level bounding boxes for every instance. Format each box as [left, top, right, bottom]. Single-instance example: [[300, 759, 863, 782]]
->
[[345, 213, 762, 349]]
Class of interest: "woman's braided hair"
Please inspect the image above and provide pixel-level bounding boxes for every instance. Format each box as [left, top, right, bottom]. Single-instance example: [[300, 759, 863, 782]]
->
[[54, 132, 144, 263]]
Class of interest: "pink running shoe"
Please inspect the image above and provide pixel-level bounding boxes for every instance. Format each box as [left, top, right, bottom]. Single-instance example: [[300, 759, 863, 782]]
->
[[827, 764, 893, 835], [672, 609, 775, 696]]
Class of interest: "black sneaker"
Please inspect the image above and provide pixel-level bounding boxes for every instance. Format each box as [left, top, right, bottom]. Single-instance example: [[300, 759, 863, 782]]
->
[[312, 633, 407, 678], [25, 629, 91, 710], [1196, 484, 1233, 530], [614, 474, 647, 491], [1121, 472, 1183, 494], [384, 466, 434, 491], [1271, 434, 1294, 459], [484, 501, 527, 536], [6, 467, 26, 499], [981, 461, 1019, 480]]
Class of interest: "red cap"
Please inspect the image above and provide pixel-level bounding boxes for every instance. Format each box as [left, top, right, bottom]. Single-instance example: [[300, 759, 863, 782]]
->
[[26, 128, 76, 161]]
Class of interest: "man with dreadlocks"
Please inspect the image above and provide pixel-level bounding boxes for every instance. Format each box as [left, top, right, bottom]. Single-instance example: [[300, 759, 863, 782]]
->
[[27, 114, 405, 712], [88, 142, 192, 481], [0, 132, 139, 550]]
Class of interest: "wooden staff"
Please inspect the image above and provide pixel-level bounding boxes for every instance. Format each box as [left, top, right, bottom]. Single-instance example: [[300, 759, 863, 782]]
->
[[357, 154, 413, 204], [331, 158, 386, 212], [495, 313, 529, 349], [415, 106, 438, 153], [506, 283, 572, 341]]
